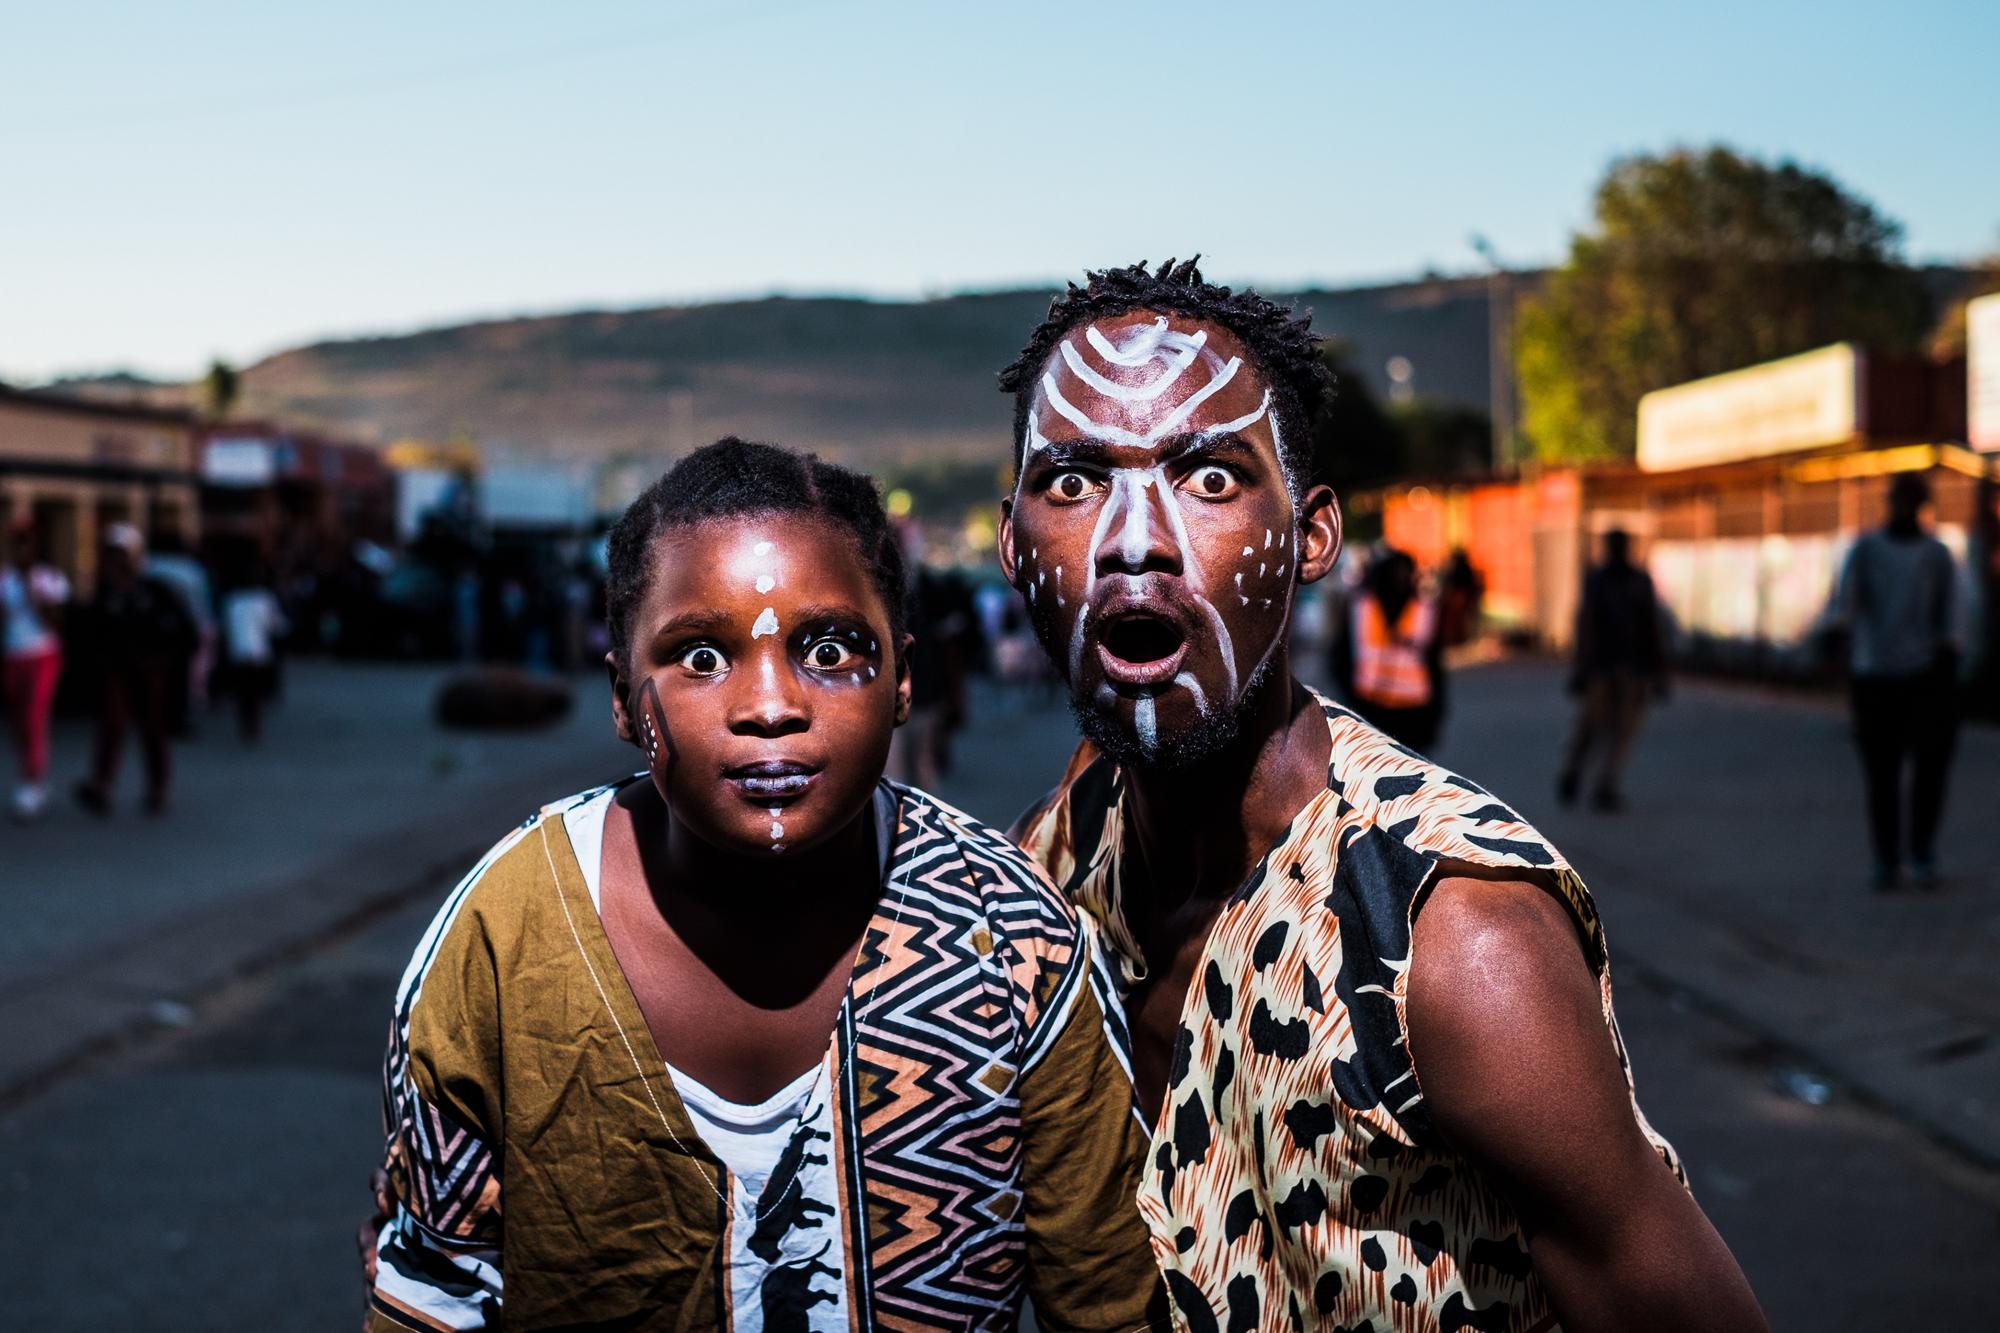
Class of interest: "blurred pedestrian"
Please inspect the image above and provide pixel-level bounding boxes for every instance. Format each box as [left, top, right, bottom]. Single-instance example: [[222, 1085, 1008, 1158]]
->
[[2, 516, 70, 821], [1829, 472, 1964, 891], [219, 559, 288, 744], [1436, 546, 1485, 649], [1335, 546, 1444, 750], [146, 527, 215, 737], [1559, 528, 1666, 813], [74, 523, 195, 816]]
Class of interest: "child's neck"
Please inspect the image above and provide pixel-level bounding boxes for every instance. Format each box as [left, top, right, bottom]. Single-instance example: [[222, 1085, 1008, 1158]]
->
[[643, 788, 885, 921]]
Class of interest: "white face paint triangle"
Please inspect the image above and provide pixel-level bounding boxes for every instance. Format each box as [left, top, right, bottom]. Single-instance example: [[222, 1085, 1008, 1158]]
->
[[752, 607, 779, 639]]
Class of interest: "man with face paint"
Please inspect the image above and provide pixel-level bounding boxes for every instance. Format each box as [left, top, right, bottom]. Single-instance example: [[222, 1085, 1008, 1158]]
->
[[999, 262, 1766, 1333]]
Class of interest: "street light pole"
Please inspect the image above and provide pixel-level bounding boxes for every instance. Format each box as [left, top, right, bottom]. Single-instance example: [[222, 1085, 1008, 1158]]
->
[[1470, 235, 1514, 474]]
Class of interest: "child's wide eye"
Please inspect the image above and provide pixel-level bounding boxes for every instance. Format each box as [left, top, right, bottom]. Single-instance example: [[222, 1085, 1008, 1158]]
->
[[805, 638, 858, 671], [678, 644, 727, 675]]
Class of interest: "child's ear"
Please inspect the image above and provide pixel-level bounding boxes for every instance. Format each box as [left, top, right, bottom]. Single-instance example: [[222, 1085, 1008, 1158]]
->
[[996, 498, 1018, 586], [607, 651, 636, 744], [893, 634, 915, 726]]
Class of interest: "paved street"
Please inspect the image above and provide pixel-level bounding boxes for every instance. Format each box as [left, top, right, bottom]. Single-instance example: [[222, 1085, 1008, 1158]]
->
[[3, 659, 1996, 1329]]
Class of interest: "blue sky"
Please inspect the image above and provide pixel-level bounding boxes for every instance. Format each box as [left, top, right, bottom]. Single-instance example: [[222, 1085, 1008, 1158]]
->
[[4, 0, 1995, 381]]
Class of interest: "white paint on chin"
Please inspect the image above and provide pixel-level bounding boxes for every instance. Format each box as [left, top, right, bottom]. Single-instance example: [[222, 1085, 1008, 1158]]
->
[[752, 607, 779, 639], [1134, 695, 1157, 754]]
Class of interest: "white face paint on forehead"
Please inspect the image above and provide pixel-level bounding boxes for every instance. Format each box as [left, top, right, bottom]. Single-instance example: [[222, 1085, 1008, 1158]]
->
[[731, 536, 783, 640], [1022, 315, 1273, 463]]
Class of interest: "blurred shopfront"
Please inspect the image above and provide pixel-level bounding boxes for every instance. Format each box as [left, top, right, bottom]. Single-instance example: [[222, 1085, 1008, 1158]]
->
[[0, 386, 199, 591], [1371, 340, 1994, 685]]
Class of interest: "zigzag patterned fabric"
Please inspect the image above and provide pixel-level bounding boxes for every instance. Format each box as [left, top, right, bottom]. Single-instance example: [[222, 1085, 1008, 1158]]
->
[[838, 787, 1089, 1328]]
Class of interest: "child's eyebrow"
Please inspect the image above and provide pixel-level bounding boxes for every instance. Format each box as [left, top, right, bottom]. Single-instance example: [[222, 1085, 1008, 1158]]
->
[[790, 604, 875, 634], [646, 609, 731, 642]]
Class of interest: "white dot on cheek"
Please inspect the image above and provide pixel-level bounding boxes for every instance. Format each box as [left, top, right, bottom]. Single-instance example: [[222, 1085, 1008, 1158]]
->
[[1242, 546, 1254, 556]]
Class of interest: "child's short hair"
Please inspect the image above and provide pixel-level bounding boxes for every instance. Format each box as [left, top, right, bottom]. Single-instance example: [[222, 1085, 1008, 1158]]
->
[[605, 437, 908, 677]]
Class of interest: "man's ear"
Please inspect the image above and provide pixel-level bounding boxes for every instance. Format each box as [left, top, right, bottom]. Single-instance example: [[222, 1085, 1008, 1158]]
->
[[893, 633, 915, 726], [1294, 485, 1343, 586], [996, 496, 1019, 587], [606, 651, 636, 744]]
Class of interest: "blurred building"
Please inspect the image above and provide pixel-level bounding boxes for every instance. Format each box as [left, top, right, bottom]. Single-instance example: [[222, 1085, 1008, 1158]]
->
[[1374, 341, 1991, 676], [0, 385, 199, 589], [200, 420, 394, 562]]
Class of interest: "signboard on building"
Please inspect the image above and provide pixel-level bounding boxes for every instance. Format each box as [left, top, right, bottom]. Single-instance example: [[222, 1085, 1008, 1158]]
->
[[1637, 343, 1860, 473], [203, 437, 279, 486], [1970, 292, 2000, 452]]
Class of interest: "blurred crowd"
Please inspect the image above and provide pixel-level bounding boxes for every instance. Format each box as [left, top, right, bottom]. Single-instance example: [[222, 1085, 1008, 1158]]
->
[[0, 513, 611, 822]]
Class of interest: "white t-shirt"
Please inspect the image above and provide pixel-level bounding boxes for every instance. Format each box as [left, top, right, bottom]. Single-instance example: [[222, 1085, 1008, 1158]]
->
[[222, 587, 286, 664], [2, 564, 69, 659]]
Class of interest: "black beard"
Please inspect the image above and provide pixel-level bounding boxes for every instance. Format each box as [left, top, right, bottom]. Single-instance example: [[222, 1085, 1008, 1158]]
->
[[1069, 647, 1281, 773]]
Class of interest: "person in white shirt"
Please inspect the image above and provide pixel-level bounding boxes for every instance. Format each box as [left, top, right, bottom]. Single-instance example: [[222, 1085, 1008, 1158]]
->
[[219, 562, 288, 744], [1830, 472, 1965, 891], [2, 517, 70, 820]]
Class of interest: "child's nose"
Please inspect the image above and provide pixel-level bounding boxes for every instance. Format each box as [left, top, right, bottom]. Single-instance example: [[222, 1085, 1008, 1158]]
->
[[729, 648, 809, 736]]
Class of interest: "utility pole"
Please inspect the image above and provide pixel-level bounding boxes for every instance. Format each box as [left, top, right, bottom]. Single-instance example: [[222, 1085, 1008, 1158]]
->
[[1470, 235, 1515, 473]]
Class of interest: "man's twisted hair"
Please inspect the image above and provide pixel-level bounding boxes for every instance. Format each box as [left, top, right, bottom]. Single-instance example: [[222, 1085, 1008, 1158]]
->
[[998, 258, 1333, 492]]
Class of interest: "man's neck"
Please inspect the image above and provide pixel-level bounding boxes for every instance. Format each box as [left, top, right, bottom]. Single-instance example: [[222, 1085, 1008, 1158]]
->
[[1119, 664, 1332, 918]]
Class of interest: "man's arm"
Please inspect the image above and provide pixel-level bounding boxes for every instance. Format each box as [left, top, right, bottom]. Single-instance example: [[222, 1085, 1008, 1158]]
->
[[1406, 876, 1768, 1333]]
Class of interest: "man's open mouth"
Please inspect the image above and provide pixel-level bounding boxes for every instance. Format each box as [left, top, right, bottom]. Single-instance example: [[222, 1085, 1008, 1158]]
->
[[1095, 610, 1189, 689]]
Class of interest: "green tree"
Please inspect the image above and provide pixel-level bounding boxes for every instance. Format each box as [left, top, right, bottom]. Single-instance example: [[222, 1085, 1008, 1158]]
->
[[200, 357, 240, 420], [1515, 145, 1932, 463]]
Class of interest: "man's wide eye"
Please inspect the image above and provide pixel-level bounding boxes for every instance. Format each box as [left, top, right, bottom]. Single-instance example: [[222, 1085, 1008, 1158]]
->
[[679, 645, 726, 674], [1050, 471, 1096, 501], [1187, 465, 1237, 498]]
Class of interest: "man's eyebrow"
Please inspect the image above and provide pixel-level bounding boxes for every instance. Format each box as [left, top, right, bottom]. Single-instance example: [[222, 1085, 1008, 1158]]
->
[[1027, 438, 1120, 469], [1154, 431, 1260, 464]]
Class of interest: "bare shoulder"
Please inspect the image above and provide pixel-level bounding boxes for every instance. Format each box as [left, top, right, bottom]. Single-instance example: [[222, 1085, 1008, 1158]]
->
[[1406, 875, 1620, 1162], [1411, 874, 1597, 1015]]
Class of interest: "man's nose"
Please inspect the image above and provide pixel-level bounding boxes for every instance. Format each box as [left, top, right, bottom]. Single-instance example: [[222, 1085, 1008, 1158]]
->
[[1093, 471, 1183, 578], [728, 646, 809, 737]]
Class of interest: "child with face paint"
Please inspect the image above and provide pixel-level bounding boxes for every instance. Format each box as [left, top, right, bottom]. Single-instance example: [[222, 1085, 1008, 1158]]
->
[[367, 438, 1162, 1333]]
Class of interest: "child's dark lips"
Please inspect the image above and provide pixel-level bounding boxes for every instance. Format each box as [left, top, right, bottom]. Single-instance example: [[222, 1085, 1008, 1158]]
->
[[724, 759, 822, 803]]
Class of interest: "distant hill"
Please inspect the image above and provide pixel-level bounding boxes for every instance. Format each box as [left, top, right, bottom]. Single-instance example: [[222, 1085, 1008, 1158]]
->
[[50, 264, 1980, 474], [218, 276, 1516, 470]]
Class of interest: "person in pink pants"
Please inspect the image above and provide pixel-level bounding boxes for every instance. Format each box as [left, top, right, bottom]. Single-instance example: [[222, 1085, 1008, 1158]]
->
[[2, 517, 69, 821]]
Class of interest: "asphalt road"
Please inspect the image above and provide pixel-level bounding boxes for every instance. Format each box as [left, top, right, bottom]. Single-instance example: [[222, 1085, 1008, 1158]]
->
[[3, 671, 1995, 1330]]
